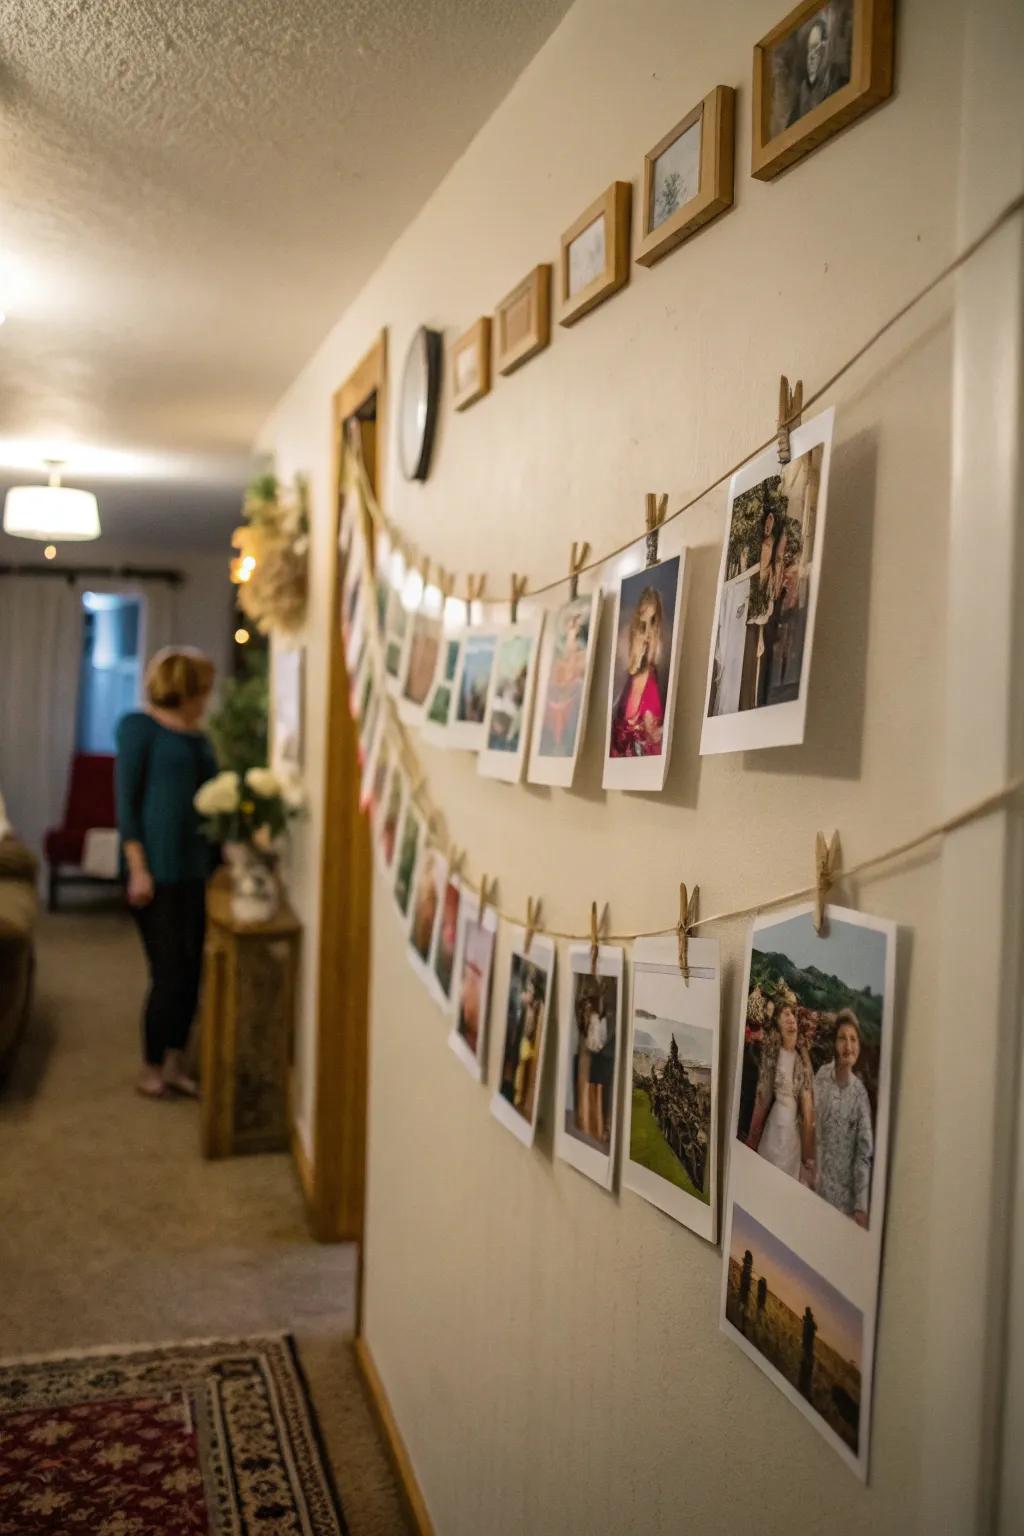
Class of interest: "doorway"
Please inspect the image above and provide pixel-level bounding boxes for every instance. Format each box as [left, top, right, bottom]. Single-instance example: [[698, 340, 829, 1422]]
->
[[76, 591, 142, 753]]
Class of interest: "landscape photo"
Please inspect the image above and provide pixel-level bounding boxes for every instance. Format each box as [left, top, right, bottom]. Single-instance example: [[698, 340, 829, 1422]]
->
[[426, 637, 461, 728], [485, 631, 534, 754], [725, 1204, 863, 1457], [630, 979, 712, 1206], [455, 633, 497, 725], [392, 806, 421, 917]]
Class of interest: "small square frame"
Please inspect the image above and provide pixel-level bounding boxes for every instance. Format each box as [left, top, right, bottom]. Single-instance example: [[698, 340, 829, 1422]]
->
[[494, 265, 552, 376], [451, 317, 492, 411], [559, 181, 632, 327], [751, 0, 894, 182], [636, 86, 735, 269]]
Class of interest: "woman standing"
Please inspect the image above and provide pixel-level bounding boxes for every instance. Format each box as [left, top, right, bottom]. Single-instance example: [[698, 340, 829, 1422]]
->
[[116, 647, 218, 1099], [745, 1001, 814, 1182], [812, 1010, 874, 1225]]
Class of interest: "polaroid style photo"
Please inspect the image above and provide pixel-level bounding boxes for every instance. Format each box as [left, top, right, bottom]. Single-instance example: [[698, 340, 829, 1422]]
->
[[383, 590, 412, 698], [448, 629, 500, 751], [478, 614, 544, 783], [554, 945, 624, 1191], [360, 709, 386, 813], [448, 885, 498, 1080], [701, 407, 834, 755], [490, 927, 556, 1147], [603, 552, 686, 791], [622, 935, 720, 1241], [398, 608, 442, 726], [357, 664, 383, 768], [272, 644, 304, 770], [430, 868, 463, 1010], [392, 799, 425, 924], [527, 589, 602, 788], [376, 761, 407, 878], [407, 842, 447, 989], [422, 632, 463, 749], [721, 899, 896, 1480]]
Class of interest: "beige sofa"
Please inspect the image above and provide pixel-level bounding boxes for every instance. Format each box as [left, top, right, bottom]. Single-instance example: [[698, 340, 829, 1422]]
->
[[0, 837, 38, 1080]]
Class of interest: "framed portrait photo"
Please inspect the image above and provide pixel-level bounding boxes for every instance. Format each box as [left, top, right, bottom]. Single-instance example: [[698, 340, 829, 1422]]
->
[[752, 0, 894, 181], [478, 614, 544, 784], [700, 407, 833, 756], [527, 587, 602, 789], [603, 552, 687, 792], [494, 264, 551, 376], [559, 181, 631, 328], [452, 317, 492, 412], [636, 86, 735, 268]]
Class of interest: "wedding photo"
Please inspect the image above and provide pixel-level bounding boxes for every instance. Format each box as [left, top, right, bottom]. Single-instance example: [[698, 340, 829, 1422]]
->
[[528, 590, 601, 788], [491, 932, 555, 1146], [604, 553, 685, 791]]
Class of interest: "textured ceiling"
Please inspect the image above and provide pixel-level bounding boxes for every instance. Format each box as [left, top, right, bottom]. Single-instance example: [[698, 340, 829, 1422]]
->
[[0, 0, 572, 546]]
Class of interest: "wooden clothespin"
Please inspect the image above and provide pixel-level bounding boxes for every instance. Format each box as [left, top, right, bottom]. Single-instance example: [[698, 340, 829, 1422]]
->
[[524, 896, 542, 954], [448, 846, 465, 880], [813, 831, 841, 935], [589, 900, 603, 974], [677, 882, 699, 980], [777, 375, 803, 465], [645, 493, 668, 568], [437, 568, 456, 602], [478, 874, 497, 920], [569, 542, 591, 600], [465, 573, 486, 620], [510, 573, 528, 623]]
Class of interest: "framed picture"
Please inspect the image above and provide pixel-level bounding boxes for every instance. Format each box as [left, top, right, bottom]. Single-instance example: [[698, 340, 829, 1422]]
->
[[700, 407, 833, 756], [559, 181, 631, 327], [447, 884, 497, 1080], [527, 588, 601, 789], [452, 318, 492, 411], [554, 945, 625, 1191], [603, 552, 687, 792], [751, 0, 894, 181], [636, 86, 735, 268], [494, 265, 551, 376], [721, 900, 897, 1479], [490, 927, 556, 1148], [478, 615, 544, 784], [622, 936, 720, 1241]]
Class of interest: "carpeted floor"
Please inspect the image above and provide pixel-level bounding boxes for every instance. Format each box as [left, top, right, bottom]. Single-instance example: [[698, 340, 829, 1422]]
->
[[0, 904, 412, 1535]]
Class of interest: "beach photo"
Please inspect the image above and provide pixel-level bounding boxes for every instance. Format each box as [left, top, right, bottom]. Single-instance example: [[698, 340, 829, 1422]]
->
[[701, 409, 833, 754], [555, 947, 623, 1190], [479, 618, 542, 782], [528, 590, 601, 788], [604, 553, 686, 791], [448, 890, 497, 1080], [724, 1203, 863, 1460], [449, 630, 498, 749], [490, 931, 555, 1147]]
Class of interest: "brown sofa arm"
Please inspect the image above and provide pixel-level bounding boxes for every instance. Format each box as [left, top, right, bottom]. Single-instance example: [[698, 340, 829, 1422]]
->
[[0, 838, 39, 885]]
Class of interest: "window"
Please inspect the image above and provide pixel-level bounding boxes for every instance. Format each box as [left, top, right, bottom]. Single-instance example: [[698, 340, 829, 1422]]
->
[[75, 592, 142, 754]]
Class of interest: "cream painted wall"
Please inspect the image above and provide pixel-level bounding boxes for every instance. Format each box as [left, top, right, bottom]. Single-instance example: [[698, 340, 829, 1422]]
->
[[259, 0, 1018, 1528]]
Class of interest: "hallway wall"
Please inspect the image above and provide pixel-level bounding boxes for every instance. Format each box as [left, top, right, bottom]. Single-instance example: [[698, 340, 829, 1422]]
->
[[259, 0, 1014, 1529]]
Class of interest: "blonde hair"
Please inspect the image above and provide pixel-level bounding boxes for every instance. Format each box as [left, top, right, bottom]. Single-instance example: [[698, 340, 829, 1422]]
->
[[145, 647, 215, 709]]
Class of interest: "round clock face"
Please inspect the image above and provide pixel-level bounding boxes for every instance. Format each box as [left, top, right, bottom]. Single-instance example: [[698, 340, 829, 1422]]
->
[[399, 326, 442, 482]]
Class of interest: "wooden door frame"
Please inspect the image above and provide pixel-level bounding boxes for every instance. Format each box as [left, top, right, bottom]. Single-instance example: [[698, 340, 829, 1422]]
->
[[306, 331, 387, 1249]]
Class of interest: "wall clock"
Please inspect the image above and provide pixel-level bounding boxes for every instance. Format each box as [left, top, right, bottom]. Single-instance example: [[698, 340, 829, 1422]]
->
[[399, 326, 443, 482]]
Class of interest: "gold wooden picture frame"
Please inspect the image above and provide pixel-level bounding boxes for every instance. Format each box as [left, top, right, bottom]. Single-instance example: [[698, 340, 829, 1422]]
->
[[751, 0, 894, 181], [451, 317, 492, 411], [558, 181, 632, 328], [636, 87, 735, 268], [494, 265, 552, 376]]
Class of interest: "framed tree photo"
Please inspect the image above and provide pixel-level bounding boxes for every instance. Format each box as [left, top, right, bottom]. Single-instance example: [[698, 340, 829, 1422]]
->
[[751, 0, 894, 181], [559, 181, 631, 327], [636, 87, 735, 268], [494, 265, 551, 376]]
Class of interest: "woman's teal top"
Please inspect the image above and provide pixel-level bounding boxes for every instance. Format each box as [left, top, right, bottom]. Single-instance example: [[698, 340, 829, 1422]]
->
[[115, 711, 218, 884]]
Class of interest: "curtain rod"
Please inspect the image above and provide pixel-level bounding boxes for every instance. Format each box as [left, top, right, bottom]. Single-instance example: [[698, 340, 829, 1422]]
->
[[0, 562, 185, 587]]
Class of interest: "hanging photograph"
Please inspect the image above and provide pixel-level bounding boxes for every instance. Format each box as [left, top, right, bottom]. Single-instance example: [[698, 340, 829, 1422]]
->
[[622, 935, 720, 1242], [383, 589, 411, 696], [752, 0, 894, 181], [701, 408, 833, 756], [398, 609, 442, 726], [360, 711, 387, 813], [603, 552, 687, 792], [357, 661, 382, 766], [272, 644, 305, 768], [490, 928, 556, 1148], [448, 629, 500, 751], [340, 516, 366, 654], [721, 900, 896, 1479], [448, 886, 497, 1080], [636, 86, 735, 268], [527, 589, 601, 789], [554, 945, 624, 1191], [408, 843, 447, 987], [392, 800, 424, 922], [376, 761, 406, 876], [422, 632, 463, 748], [430, 869, 462, 1008], [478, 615, 544, 784], [559, 181, 631, 327]]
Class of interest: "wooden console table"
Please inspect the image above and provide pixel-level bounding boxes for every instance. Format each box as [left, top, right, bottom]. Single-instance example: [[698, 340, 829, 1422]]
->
[[199, 869, 301, 1158]]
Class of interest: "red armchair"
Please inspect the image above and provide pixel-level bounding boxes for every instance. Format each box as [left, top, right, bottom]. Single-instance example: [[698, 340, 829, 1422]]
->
[[44, 753, 118, 911]]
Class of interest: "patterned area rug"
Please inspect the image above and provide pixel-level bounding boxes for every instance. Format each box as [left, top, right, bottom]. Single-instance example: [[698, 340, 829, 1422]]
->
[[0, 1334, 348, 1535]]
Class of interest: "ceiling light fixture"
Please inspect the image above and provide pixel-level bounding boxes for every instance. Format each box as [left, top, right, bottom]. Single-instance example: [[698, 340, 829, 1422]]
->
[[3, 460, 101, 542]]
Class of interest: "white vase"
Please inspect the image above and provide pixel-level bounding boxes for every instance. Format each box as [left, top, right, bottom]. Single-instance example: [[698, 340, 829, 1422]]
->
[[224, 842, 280, 925]]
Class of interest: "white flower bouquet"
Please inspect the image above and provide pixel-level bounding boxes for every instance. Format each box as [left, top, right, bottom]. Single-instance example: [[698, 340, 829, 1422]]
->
[[194, 765, 305, 853]]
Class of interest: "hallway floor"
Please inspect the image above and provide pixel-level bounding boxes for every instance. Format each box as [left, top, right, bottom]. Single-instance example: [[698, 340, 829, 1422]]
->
[[0, 905, 411, 1533]]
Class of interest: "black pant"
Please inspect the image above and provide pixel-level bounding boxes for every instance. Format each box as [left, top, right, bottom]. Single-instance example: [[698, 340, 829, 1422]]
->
[[131, 881, 206, 1066]]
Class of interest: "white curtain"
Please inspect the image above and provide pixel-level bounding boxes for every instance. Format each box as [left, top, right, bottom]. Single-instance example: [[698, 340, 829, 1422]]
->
[[0, 575, 85, 866]]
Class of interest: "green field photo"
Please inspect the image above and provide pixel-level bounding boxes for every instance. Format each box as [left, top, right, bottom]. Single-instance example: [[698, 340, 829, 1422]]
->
[[629, 1087, 709, 1204]]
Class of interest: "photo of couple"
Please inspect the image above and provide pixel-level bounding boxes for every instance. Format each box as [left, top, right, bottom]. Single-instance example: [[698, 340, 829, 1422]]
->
[[565, 972, 617, 1152], [497, 952, 549, 1125], [736, 909, 887, 1228]]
